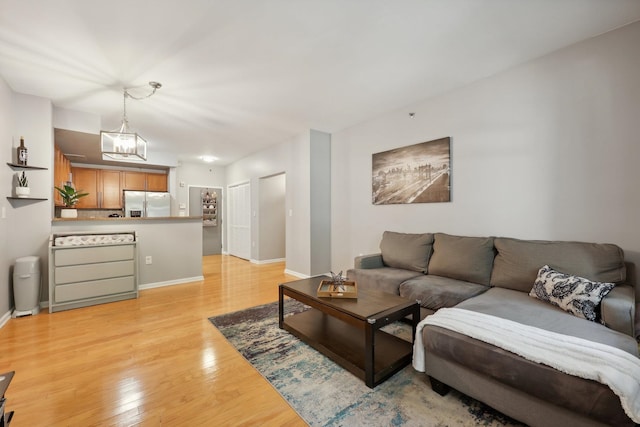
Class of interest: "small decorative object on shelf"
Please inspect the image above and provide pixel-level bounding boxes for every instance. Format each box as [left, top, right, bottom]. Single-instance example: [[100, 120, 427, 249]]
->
[[16, 136, 28, 166], [55, 184, 89, 218], [317, 271, 358, 299], [15, 171, 30, 198]]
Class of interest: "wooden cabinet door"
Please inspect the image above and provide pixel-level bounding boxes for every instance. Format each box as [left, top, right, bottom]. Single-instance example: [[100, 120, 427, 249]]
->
[[122, 172, 146, 190], [72, 167, 99, 208], [54, 145, 72, 206], [146, 173, 168, 192], [100, 170, 122, 209]]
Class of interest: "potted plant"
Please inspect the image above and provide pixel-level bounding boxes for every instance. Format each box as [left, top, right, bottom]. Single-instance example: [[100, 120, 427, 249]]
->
[[55, 184, 89, 218], [15, 171, 30, 198]]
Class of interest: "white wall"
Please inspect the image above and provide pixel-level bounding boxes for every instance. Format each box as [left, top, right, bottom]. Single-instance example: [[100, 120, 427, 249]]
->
[[331, 21, 640, 289], [309, 130, 331, 275], [53, 107, 101, 134], [226, 130, 332, 276], [177, 162, 226, 211], [0, 77, 14, 321], [5, 94, 54, 312]]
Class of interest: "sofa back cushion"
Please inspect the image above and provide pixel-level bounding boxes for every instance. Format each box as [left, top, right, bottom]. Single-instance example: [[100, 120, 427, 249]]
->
[[428, 233, 496, 285], [490, 237, 626, 292], [380, 231, 434, 273]]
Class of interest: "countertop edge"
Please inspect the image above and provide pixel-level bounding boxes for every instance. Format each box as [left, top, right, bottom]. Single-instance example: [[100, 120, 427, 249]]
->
[[52, 216, 202, 222]]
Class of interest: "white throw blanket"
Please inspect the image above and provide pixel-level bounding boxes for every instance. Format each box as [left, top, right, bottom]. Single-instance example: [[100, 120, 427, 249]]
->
[[412, 307, 640, 423]]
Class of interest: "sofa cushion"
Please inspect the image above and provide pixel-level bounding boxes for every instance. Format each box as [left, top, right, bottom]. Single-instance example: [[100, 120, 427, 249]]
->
[[427, 233, 495, 285], [379, 231, 434, 273], [347, 267, 422, 295], [399, 275, 489, 311], [455, 287, 638, 354], [490, 237, 626, 293], [529, 265, 616, 322]]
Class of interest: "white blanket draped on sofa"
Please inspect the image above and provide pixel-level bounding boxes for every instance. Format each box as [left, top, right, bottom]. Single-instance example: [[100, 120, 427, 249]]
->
[[413, 307, 640, 423]]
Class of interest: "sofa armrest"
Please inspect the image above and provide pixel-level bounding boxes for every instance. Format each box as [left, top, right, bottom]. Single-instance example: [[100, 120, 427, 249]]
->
[[354, 253, 384, 269], [601, 284, 635, 337]]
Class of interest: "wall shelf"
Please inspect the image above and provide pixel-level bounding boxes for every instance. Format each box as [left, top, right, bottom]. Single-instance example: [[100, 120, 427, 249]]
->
[[6, 162, 49, 203], [7, 197, 48, 201], [7, 162, 48, 170]]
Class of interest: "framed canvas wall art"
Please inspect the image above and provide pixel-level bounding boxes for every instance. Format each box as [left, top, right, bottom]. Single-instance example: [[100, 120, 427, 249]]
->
[[372, 137, 450, 205]]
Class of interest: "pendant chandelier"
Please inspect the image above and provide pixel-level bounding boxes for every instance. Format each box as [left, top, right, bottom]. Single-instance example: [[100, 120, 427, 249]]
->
[[100, 81, 161, 161]]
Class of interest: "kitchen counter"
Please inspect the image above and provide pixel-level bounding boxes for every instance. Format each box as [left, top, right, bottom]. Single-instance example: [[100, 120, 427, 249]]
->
[[52, 216, 202, 222], [51, 217, 204, 289]]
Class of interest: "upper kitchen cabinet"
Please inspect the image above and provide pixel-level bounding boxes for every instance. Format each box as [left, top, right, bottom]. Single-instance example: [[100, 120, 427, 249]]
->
[[71, 167, 99, 209], [100, 170, 123, 209], [71, 167, 123, 209], [146, 173, 168, 192], [123, 171, 167, 192], [122, 171, 146, 191]]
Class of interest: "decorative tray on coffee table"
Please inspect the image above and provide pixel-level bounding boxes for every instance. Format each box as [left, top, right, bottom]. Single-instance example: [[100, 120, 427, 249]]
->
[[317, 280, 358, 299]]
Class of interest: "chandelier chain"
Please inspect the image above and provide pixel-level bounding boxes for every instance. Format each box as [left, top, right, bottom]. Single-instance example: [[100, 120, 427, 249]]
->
[[124, 81, 162, 101]]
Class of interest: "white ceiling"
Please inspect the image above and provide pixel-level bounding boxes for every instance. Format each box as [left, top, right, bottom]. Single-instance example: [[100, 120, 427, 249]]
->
[[2, 0, 640, 166]]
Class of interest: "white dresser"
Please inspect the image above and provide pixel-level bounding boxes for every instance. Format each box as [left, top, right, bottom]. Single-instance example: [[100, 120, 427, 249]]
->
[[48, 232, 138, 312]]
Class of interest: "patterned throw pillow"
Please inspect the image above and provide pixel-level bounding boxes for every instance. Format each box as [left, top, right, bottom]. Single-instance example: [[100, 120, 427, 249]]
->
[[529, 265, 615, 322]]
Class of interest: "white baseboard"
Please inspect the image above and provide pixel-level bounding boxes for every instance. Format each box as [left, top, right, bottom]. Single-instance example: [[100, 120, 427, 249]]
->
[[251, 258, 285, 265], [284, 269, 308, 279], [0, 310, 12, 329], [139, 276, 205, 291]]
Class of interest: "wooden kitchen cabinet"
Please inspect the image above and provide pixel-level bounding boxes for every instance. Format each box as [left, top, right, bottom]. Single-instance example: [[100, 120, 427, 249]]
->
[[100, 170, 123, 209], [123, 171, 167, 191], [54, 145, 72, 206], [122, 172, 146, 190], [71, 167, 123, 209], [72, 167, 99, 209], [146, 173, 168, 192]]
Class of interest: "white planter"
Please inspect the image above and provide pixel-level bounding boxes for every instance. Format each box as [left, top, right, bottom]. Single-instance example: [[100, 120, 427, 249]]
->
[[60, 208, 78, 218], [15, 186, 30, 198]]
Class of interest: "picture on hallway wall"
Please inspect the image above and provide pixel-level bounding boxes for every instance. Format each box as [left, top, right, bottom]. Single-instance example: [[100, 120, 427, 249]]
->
[[372, 137, 451, 205]]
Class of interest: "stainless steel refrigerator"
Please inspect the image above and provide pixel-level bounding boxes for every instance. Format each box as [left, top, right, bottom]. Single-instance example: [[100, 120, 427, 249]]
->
[[124, 190, 171, 217]]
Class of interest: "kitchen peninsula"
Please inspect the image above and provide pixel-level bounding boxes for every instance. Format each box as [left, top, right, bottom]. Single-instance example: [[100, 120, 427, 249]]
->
[[51, 216, 204, 289]]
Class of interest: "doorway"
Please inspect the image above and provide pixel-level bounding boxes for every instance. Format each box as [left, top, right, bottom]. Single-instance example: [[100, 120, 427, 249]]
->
[[258, 173, 286, 262], [227, 182, 251, 260], [188, 186, 223, 255]]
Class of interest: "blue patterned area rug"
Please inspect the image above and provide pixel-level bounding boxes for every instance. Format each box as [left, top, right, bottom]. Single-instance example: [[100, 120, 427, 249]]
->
[[209, 300, 522, 427]]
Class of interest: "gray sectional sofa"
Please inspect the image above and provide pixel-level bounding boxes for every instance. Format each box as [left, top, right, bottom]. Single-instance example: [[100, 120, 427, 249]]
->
[[347, 231, 638, 427]]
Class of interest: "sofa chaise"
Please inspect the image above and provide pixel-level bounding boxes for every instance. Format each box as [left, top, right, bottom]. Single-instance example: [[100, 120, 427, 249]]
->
[[347, 231, 638, 427]]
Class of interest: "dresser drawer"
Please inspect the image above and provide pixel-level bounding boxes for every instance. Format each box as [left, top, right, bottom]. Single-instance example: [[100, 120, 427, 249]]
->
[[54, 276, 136, 303], [54, 245, 135, 266], [55, 260, 135, 285]]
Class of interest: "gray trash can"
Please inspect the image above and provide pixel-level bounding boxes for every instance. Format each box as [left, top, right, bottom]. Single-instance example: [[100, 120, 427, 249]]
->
[[12, 256, 40, 318]]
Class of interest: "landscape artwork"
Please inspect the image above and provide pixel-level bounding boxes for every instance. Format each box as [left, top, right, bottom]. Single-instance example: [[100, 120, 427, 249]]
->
[[372, 137, 451, 205]]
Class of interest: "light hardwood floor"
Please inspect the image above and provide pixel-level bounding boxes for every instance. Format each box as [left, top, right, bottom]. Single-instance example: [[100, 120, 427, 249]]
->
[[0, 255, 307, 426]]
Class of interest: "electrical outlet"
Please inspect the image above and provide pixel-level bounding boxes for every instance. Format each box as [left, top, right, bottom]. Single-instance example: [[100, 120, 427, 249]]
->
[[145, 256, 152, 265]]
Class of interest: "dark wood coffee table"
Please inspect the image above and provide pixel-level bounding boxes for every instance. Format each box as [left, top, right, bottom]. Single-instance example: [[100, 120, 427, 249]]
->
[[279, 276, 419, 388]]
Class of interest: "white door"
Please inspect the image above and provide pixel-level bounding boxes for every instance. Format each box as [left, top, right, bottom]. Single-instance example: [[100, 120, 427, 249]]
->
[[228, 182, 251, 260]]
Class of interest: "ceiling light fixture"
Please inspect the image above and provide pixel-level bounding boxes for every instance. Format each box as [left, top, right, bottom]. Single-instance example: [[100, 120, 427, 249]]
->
[[101, 81, 162, 162], [200, 155, 218, 163]]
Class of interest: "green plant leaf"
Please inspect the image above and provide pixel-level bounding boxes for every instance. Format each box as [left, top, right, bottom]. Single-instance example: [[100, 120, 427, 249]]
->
[[55, 185, 89, 207]]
